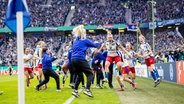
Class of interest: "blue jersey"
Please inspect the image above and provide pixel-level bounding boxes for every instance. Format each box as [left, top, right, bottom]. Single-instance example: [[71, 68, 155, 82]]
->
[[71, 38, 101, 60], [42, 52, 57, 69], [92, 52, 106, 65]]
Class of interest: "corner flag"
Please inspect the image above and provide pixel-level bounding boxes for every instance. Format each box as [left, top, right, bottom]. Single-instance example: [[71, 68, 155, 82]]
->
[[5, 0, 30, 34], [5, 1, 30, 104]]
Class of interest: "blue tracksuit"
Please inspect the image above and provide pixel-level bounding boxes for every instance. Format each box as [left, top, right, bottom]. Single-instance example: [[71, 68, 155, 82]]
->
[[92, 52, 106, 66], [42, 52, 57, 70], [71, 38, 101, 60]]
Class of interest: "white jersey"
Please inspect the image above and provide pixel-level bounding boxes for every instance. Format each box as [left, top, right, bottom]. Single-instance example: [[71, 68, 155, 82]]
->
[[105, 40, 120, 57], [24, 54, 32, 68], [63, 51, 68, 60], [117, 51, 129, 67], [126, 50, 136, 67], [34, 46, 42, 65], [138, 43, 154, 59]]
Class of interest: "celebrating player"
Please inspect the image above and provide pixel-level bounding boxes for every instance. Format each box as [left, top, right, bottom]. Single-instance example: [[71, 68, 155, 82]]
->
[[136, 28, 161, 87]]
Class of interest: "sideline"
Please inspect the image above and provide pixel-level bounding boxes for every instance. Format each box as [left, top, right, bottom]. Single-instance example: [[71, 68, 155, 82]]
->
[[63, 88, 83, 104]]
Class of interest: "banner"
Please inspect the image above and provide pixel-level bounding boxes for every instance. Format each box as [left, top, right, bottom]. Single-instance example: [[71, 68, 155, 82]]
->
[[0, 70, 18, 75], [176, 61, 184, 84], [148, 62, 177, 83], [149, 22, 157, 29], [135, 65, 148, 78], [127, 23, 137, 31]]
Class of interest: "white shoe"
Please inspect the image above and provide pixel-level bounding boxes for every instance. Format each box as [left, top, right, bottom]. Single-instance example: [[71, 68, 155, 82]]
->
[[56, 89, 61, 92], [102, 78, 108, 83]]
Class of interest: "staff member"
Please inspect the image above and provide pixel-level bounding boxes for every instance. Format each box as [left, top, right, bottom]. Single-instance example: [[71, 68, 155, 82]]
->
[[35, 47, 61, 92], [71, 25, 103, 98]]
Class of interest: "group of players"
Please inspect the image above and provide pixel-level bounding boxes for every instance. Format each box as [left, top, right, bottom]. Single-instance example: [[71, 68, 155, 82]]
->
[[23, 25, 161, 98]]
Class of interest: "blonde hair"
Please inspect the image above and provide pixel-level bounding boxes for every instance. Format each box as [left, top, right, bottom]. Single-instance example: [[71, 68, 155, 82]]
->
[[126, 42, 134, 50], [107, 30, 113, 38], [37, 41, 46, 48], [139, 35, 145, 40], [72, 25, 86, 39]]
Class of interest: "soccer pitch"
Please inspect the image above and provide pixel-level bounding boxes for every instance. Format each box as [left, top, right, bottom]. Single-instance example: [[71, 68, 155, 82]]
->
[[0, 75, 184, 104]]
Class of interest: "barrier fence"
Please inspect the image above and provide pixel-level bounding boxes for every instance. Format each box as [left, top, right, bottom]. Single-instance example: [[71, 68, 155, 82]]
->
[[135, 61, 184, 84], [0, 61, 183, 84]]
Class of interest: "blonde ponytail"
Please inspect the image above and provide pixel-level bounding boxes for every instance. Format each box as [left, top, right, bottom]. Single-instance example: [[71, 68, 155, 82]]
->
[[72, 25, 86, 39]]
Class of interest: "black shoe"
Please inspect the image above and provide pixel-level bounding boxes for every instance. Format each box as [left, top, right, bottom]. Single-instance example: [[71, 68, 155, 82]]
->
[[109, 84, 114, 89], [72, 90, 79, 98], [34, 86, 40, 91], [82, 85, 86, 89], [83, 89, 93, 97], [154, 79, 161, 87], [69, 84, 75, 89]]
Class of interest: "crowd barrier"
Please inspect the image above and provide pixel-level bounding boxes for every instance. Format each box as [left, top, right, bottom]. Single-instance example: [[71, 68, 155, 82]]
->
[[0, 66, 57, 75], [1, 61, 183, 84], [135, 61, 184, 84]]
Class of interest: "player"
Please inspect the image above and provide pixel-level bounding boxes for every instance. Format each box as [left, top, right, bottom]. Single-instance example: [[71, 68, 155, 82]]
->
[[136, 28, 161, 87], [91, 45, 106, 88], [118, 50, 136, 90], [125, 43, 136, 83], [34, 41, 45, 85], [103, 31, 130, 82], [24, 48, 34, 88]]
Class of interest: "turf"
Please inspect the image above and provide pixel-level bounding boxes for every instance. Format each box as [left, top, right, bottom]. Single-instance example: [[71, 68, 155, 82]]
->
[[0, 75, 184, 104], [114, 77, 184, 104]]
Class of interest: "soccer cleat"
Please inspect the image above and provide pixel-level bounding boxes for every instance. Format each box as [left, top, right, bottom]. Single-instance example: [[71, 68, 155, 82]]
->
[[132, 83, 137, 90], [91, 84, 95, 88], [154, 79, 161, 87], [118, 87, 125, 91], [34, 86, 40, 91], [109, 84, 114, 89], [69, 84, 75, 89], [72, 90, 79, 98], [41, 84, 47, 90], [83, 89, 93, 97], [82, 85, 86, 89], [56, 89, 61, 92]]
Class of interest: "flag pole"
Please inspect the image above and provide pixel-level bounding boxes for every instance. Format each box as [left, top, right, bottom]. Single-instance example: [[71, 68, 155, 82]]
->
[[16, 11, 25, 104]]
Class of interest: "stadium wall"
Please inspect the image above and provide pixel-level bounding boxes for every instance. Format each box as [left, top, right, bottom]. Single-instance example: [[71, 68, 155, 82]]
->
[[135, 61, 184, 84]]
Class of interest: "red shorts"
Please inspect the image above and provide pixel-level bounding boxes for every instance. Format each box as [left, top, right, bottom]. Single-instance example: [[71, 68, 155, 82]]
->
[[106, 56, 121, 64], [145, 57, 154, 66], [24, 68, 33, 74], [122, 66, 131, 74], [36, 64, 42, 69], [62, 64, 68, 71], [130, 67, 135, 73]]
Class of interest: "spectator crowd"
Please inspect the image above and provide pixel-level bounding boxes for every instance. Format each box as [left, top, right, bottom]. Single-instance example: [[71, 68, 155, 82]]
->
[[0, 34, 62, 66], [0, 0, 184, 27]]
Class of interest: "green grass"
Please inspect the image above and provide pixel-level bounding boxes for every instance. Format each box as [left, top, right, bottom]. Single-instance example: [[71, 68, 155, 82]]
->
[[0, 75, 120, 104], [0, 75, 184, 104], [114, 77, 184, 104]]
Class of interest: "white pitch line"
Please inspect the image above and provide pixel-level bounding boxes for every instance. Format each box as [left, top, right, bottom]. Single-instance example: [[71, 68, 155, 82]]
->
[[64, 88, 83, 104]]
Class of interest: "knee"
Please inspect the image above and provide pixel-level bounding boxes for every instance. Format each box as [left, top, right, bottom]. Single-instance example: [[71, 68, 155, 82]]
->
[[116, 76, 120, 80], [105, 62, 110, 68]]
